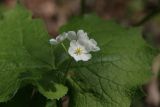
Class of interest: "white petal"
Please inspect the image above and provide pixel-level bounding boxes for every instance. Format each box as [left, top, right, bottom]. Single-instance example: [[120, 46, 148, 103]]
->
[[90, 39, 97, 45], [78, 39, 88, 46], [68, 46, 75, 56], [77, 30, 89, 40], [67, 31, 77, 40], [72, 53, 91, 62], [92, 46, 100, 52], [68, 40, 80, 58], [56, 35, 62, 42], [70, 40, 78, 48], [62, 32, 68, 37], [89, 39, 100, 51], [73, 55, 83, 62], [56, 33, 67, 42], [49, 39, 58, 45], [77, 30, 84, 36], [79, 38, 100, 52], [78, 39, 91, 51], [80, 53, 92, 61]]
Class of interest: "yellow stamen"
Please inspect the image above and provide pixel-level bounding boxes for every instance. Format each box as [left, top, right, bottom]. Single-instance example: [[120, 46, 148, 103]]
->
[[74, 48, 82, 55]]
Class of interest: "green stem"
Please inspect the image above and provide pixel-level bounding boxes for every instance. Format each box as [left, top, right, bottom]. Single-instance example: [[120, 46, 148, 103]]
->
[[61, 43, 68, 53], [50, 45, 56, 69], [61, 43, 73, 76]]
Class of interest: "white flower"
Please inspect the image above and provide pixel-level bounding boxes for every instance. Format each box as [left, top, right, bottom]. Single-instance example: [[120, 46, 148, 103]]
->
[[67, 30, 100, 52], [49, 32, 68, 45], [68, 40, 92, 61]]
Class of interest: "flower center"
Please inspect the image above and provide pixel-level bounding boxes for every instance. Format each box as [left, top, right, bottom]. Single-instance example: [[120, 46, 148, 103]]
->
[[74, 47, 83, 55]]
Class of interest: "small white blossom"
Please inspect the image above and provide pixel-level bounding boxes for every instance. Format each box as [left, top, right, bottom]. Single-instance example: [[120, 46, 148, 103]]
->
[[67, 31, 77, 40], [78, 38, 100, 52], [67, 30, 88, 41], [49, 38, 58, 45], [77, 30, 89, 40], [56, 32, 68, 43], [67, 30, 100, 52], [49, 32, 68, 45], [68, 40, 92, 61]]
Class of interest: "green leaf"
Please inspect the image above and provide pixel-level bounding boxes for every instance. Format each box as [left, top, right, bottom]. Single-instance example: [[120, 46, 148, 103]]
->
[[61, 15, 158, 107], [0, 5, 67, 102], [37, 83, 68, 100], [46, 100, 57, 107]]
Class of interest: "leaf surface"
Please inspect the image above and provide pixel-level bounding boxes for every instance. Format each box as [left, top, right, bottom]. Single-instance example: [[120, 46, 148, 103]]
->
[[0, 5, 67, 102], [61, 15, 158, 107]]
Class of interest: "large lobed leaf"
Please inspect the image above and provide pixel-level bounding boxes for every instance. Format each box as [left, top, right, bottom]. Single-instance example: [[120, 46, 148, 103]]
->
[[61, 15, 158, 107], [0, 5, 67, 102]]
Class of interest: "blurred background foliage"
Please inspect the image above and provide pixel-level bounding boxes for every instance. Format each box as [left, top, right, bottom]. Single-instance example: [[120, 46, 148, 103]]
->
[[1, 0, 160, 107]]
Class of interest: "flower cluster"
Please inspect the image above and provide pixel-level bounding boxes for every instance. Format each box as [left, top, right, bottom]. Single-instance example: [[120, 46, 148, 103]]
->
[[49, 30, 100, 61]]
